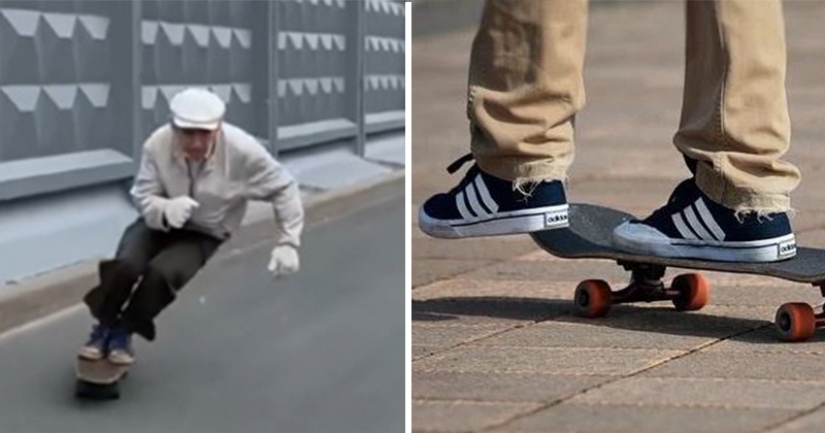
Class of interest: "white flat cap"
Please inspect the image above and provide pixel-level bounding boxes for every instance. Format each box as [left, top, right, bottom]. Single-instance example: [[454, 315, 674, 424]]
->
[[169, 88, 226, 130]]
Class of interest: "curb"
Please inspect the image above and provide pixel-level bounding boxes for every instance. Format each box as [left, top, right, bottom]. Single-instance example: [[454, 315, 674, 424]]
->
[[0, 170, 405, 337]]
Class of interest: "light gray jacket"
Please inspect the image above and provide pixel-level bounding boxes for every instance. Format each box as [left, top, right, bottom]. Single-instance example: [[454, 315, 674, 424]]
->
[[130, 122, 304, 247]]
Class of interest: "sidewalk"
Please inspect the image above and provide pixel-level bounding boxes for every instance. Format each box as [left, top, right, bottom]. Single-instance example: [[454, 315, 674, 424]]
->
[[412, 2, 825, 432]]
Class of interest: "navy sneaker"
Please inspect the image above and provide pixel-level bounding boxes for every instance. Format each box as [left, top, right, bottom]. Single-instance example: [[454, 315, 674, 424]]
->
[[78, 323, 108, 360], [419, 154, 569, 238], [106, 328, 135, 365], [612, 179, 796, 262]]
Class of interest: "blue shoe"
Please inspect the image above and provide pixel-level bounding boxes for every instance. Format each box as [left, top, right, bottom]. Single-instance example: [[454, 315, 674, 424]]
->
[[419, 154, 569, 238], [78, 323, 109, 360], [613, 179, 796, 262], [106, 328, 135, 365]]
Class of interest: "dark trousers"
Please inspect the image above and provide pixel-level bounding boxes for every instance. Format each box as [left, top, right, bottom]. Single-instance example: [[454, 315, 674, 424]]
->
[[83, 218, 224, 341]]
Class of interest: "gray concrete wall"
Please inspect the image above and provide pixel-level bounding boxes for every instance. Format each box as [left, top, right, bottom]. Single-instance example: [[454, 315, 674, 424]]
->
[[0, 0, 406, 287]]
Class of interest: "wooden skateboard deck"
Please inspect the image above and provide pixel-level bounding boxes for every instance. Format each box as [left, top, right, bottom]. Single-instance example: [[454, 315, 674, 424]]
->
[[529, 203, 825, 342], [75, 357, 129, 400]]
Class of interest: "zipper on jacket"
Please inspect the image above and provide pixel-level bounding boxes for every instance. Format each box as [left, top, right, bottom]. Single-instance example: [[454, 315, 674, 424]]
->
[[186, 159, 197, 197]]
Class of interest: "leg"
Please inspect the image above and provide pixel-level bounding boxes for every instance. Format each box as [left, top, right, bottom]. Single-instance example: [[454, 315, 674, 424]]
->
[[78, 218, 169, 360], [83, 218, 170, 327], [470, 0, 587, 183], [676, 0, 799, 212], [117, 231, 222, 342], [612, 0, 798, 262], [419, 0, 587, 238]]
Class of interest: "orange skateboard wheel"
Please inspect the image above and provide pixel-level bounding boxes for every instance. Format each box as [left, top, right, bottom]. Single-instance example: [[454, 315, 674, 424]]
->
[[574, 280, 612, 318], [775, 303, 816, 342], [671, 273, 709, 311]]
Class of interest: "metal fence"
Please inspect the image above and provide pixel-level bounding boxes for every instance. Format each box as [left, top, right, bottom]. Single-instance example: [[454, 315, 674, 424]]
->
[[0, 0, 405, 202]]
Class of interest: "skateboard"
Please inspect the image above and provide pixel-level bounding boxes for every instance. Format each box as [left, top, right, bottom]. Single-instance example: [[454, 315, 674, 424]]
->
[[530, 203, 825, 342], [75, 356, 130, 400]]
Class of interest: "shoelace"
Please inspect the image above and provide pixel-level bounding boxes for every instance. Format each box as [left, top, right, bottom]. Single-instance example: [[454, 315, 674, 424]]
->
[[446, 153, 475, 174], [440, 153, 481, 197], [644, 179, 695, 222]]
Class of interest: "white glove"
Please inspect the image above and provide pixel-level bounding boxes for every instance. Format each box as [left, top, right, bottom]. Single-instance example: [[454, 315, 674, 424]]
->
[[164, 196, 199, 229], [267, 245, 299, 277]]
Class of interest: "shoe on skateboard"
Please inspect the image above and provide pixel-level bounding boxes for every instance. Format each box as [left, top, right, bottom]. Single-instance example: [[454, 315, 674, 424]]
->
[[613, 178, 795, 263]]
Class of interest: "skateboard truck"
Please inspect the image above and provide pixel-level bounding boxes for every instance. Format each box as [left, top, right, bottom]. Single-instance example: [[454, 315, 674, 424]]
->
[[573, 260, 709, 319]]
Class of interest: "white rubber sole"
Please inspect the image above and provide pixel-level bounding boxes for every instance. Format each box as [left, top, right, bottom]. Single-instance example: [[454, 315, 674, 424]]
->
[[107, 350, 135, 365], [78, 347, 104, 361], [419, 204, 569, 239], [612, 221, 797, 262]]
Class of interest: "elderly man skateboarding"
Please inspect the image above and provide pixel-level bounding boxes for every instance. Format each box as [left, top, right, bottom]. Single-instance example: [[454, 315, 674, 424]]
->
[[78, 88, 304, 365]]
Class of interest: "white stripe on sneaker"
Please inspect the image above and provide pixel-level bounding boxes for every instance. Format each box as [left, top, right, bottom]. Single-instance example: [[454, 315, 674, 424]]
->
[[694, 198, 726, 241], [684, 206, 717, 241], [456, 191, 474, 220], [465, 182, 490, 219], [672, 213, 699, 240], [473, 174, 499, 213]]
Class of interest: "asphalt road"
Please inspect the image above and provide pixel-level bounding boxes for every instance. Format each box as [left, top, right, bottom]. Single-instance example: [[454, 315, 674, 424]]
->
[[0, 192, 405, 433]]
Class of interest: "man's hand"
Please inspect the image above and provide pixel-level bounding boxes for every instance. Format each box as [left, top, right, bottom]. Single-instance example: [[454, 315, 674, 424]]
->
[[164, 196, 199, 229], [267, 245, 299, 277]]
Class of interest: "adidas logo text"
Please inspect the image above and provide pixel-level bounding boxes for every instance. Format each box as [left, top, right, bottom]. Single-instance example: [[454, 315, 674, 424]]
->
[[778, 241, 796, 258], [546, 214, 568, 224]]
